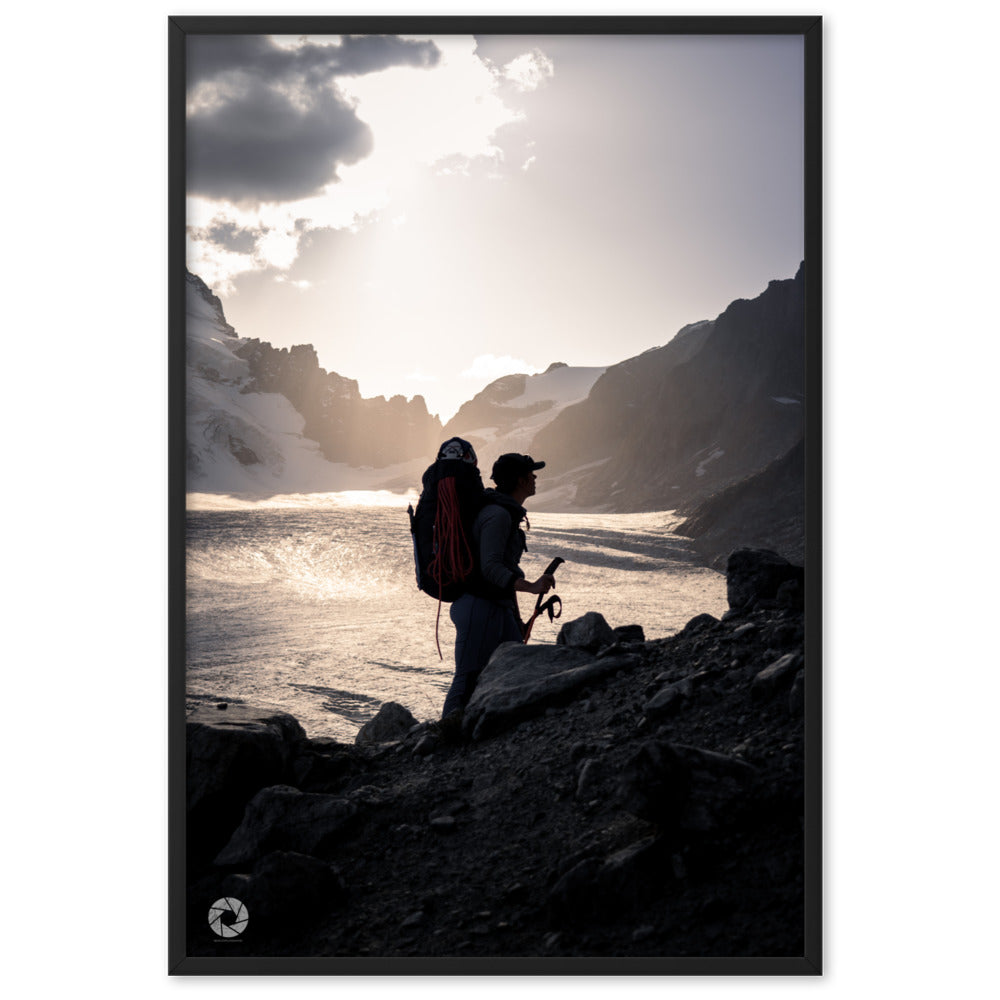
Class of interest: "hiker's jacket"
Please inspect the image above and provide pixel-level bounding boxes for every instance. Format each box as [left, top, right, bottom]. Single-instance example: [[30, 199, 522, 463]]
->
[[468, 490, 527, 604]]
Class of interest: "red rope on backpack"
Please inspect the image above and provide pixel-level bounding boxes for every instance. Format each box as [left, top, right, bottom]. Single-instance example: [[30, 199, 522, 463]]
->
[[426, 477, 474, 659]]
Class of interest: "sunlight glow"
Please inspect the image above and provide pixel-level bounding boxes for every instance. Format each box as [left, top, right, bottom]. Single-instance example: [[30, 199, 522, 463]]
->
[[186, 34, 534, 290], [503, 50, 555, 92], [461, 354, 543, 380], [187, 490, 418, 512]]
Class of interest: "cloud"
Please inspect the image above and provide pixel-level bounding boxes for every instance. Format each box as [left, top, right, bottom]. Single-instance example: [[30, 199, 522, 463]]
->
[[186, 35, 440, 205], [461, 354, 543, 380], [187, 79, 373, 204], [199, 220, 261, 254], [503, 50, 555, 92], [185, 35, 553, 289], [187, 34, 440, 90], [185, 229, 259, 294], [275, 276, 313, 290]]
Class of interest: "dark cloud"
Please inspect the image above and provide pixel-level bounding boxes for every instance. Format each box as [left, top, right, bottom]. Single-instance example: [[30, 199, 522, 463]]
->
[[187, 34, 439, 88], [332, 34, 441, 76], [200, 220, 261, 254], [186, 35, 440, 205], [187, 76, 373, 204]]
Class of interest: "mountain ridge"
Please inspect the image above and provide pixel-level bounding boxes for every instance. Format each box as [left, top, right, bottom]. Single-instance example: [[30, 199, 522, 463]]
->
[[185, 270, 442, 494], [529, 263, 805, 516], [184, 265, 807, 565]]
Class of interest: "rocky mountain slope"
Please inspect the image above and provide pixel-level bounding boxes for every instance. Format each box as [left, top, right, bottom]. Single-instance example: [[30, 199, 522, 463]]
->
[[530, 264, 805, 518], [185, 271, 442, 493], [443, 361, 606, 459], [184, 550, 810, 963], [675, 439, 806, 569], [184, 265, 808, 569]]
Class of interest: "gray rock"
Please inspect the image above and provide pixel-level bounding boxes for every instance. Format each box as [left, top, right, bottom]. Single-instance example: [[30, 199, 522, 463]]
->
[[643, 678, 693, 720], [680, 613, 719, 635], [187, 705, 306, 814], [776, 577, 804, 611], [413, 734, 440, 756], [613, 624, 646, 644], [556, 611, 616, 652], [355, 702, 419, 745], [595, 641, 628, 659], [187, 704, 307, 860], [291, 743, 362, 792], [619, 741, 759, 831], [751, 653, 803, 700], [346, 784, 393, 808], [726, 548, 804, 611], [575, 758, 603, 800], [215, 785, 357, 865], [462, 643, 642, 741]]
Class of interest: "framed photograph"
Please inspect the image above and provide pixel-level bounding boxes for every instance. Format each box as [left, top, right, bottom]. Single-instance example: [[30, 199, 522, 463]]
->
[[169, 15, 821, 974]]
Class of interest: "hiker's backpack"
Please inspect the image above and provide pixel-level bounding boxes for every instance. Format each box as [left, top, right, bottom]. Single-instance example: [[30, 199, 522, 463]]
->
[[407, 438, 486, 603]]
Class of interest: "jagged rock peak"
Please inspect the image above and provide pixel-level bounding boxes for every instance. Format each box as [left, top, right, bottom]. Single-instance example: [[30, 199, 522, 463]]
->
[[543, 362, 568, 374], [186, 269, 236, 337]]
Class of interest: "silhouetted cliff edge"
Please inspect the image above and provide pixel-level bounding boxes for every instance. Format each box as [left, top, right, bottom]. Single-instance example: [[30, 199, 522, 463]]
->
[[185, 550, 807, 960]]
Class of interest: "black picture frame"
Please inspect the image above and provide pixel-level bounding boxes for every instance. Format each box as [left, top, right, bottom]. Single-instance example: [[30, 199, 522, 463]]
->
[[169, 14, 822, 975]]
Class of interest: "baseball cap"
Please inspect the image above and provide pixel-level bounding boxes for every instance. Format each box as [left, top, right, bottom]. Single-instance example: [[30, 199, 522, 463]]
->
[[491, 453, 546, 483]]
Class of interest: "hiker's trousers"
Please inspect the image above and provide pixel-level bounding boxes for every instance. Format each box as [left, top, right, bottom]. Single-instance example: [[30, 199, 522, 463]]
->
[[443, 593, 521, 718]]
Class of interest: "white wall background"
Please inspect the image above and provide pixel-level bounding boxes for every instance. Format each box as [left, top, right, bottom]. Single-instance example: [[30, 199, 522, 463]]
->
[[3, 0, 996, 995]]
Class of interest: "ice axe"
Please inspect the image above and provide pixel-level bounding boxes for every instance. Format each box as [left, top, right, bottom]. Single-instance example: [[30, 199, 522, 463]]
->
[[522, 556, 564, 643]]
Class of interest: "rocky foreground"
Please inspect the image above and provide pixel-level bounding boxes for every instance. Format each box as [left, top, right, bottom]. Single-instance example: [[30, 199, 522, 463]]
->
[[186, 549, 809, 960]]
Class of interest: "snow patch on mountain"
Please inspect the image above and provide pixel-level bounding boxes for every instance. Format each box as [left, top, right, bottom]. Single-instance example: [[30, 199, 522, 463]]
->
[[446, 363, 606, 458], [186, 273, 429, 499], [695, 449, 725, 478], [505, 364, 606, 411]]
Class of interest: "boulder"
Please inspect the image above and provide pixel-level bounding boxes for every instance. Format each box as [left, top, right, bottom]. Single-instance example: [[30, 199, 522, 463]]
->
[[613, 624, 646, 644], [221, 851, 346, 933], [679, 613, 719, 636], [643, 677, 693, 721], [215, 785, 358, 865], [776, 577, 805, 611], [413, 734, 440, 757], [726, 549, 804, 611], [291, 742, 367, 793], [556, 612, 616, 652], [619, 741, 759, 831], [187, 704, 307, 861], [751, 653, 803, 701], [575, 758, 604, 801], [462, 643, 642, 741], [355, 702, 419, 745]]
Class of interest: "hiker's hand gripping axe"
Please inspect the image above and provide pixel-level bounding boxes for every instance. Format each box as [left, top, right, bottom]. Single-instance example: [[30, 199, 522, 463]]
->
[[522, 556, 564, 643]]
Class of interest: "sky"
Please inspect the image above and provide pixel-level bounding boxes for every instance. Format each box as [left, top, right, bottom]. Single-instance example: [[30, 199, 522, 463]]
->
[[186, 32, 804, 422]]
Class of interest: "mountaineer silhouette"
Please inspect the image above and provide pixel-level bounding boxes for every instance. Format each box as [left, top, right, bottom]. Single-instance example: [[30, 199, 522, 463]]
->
[[407, 440, 555, 718], [443, 451, 555, 717]]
